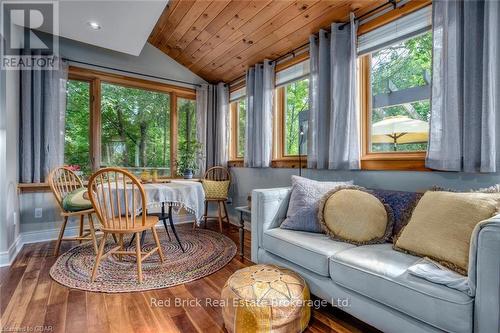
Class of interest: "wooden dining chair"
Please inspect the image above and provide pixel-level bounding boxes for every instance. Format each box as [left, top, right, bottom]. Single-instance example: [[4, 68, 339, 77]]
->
[[87, 167, 165, 283], [48, 167, 98, 257], [199, 166, 231, 233]]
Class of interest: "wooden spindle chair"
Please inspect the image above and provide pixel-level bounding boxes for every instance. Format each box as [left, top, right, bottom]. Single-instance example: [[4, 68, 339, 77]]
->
[[48, 167, 98, 257], [87, 167, 165, 283], [199, 166, 231, 233]]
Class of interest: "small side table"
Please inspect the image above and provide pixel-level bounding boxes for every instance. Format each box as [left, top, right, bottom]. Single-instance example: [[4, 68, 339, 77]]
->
[[235, 206, 251, 258]]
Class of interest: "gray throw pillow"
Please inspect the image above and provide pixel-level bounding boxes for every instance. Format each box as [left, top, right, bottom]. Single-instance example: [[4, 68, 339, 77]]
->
[[280, 176, 353, 233]]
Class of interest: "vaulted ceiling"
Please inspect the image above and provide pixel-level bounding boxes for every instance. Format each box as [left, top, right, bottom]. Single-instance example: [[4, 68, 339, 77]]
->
[[149, 0, 385, 83]]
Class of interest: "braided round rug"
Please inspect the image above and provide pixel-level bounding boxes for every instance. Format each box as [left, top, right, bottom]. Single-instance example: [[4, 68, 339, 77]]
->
[[50, 225, 236, 293]]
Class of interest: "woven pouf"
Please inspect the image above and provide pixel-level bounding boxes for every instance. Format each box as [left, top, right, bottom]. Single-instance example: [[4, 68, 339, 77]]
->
[[221, 264, 311, 333]]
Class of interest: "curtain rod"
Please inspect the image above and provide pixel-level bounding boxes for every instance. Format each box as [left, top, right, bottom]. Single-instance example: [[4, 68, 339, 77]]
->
[[229, 0, 401, 87], [62, 58, 202, 88], [339, 0, 397, 30]]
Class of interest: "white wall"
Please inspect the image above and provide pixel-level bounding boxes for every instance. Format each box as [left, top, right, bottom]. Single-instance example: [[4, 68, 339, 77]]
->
[[0, 26, 21, 264]]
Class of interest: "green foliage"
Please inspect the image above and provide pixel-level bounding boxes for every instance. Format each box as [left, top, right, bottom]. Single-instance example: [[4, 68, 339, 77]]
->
[[285, 78, 309, 155], [64, 80, 198, 178], [237, 99, 246, 157], [177, 98, 197, 153], [64, 80, 91, 176], [370, 32, 432, 152], [176, 140, 203, 176], [100, 83, 171, 176]]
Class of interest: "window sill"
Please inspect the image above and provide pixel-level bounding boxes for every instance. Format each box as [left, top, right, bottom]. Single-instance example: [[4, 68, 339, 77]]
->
[[228, 160, 244, 167], [272, 158, 307, 169], [361, 152, 429, 171], [229, 154, 429, 171], [18, 183, 51, 193], [18, 178, 202, 193]]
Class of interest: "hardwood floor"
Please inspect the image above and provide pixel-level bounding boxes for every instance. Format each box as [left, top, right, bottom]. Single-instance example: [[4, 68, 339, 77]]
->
[[0, 222, 379, 333]]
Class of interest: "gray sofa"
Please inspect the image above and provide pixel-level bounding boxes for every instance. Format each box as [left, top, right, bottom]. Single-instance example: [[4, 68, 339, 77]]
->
[[251, 187, 500, 333]]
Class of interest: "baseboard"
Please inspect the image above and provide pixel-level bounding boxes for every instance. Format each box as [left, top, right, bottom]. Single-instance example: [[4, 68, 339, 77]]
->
[[0, 218, 203, 267], [0, 226, 79, 267]]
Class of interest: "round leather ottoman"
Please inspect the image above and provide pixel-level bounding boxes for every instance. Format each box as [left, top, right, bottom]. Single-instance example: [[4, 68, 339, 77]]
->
[[221, 264, 311, 333]]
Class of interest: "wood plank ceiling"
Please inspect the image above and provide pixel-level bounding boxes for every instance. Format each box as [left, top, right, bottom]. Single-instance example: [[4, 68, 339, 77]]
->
[[149, 0, 385, 83]]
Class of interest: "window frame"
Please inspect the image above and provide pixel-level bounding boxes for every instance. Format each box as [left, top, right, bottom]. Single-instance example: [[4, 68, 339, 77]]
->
[[271, 53, 310, 168], [68, 66, 196, 177], [229, 98, 246, 162], [359, 54, 428, 171]]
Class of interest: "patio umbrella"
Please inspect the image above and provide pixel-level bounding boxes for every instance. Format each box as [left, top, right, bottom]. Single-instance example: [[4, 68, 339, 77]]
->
[[371, 115, 429, 151]]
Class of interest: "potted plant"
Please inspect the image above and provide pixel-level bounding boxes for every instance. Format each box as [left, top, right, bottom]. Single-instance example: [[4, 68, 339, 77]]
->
[[176, 140, 203, 179]]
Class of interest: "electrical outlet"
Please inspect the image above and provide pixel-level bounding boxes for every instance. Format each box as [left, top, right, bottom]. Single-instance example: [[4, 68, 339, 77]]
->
[[34, 208, 43, 218]]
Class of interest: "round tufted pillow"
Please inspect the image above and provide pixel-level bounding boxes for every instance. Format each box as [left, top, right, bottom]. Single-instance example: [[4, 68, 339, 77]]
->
[[318, 186, 393, 245]]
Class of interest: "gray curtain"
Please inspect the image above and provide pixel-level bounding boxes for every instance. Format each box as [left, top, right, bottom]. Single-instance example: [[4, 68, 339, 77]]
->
[[244, 60, 275, 168], [20, 59, 68, 183], [308, 14, 360, 170], [197, 82, 229, 172], [426, 0, 500, 172]]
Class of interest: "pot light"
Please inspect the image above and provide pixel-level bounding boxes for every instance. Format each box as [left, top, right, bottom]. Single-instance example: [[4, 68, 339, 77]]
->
[[87, 21, 101, 30]]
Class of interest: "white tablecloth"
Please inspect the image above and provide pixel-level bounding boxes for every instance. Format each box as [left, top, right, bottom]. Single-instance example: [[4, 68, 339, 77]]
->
[[99, 180, 205, 224]]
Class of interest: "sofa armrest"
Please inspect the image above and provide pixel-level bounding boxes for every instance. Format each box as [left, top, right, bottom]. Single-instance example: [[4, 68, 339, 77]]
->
[[251, 187, 291, 262], [470, 214, 500, 333]]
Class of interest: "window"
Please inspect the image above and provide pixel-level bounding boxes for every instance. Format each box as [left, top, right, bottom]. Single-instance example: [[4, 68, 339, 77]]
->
[[100, 82, 171, 176], [62, 66, 196, 180], [176, 97, 198, 175], [64, 79, 91, 176], [229, 97, 246, 160], [367, 32, 432, 153], [358, 6, 432, 170], [273, 56, 310, 165], [360, 32, 432, 170], [283, 78, 309, 156], [275, 76, 309, 163], [177, 97, 197, 150]]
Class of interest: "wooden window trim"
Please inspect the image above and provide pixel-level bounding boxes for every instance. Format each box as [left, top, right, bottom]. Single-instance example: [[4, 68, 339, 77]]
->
[[68, 66, 196, 98], [359, 55, 429, 171], [19, 66, 197, 192], [273, 82, 308, 162], [229, 99, 245, 162]]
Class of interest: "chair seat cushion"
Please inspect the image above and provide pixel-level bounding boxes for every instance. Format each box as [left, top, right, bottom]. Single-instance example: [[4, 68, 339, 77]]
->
[[263, 228, 355, 276], [330, 244, 474, 333], [62, 187, 93, 212]]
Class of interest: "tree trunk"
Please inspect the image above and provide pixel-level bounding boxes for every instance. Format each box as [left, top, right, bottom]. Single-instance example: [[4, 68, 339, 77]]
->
[[116, 106, 128, 165], [139, 121, 147, 167]]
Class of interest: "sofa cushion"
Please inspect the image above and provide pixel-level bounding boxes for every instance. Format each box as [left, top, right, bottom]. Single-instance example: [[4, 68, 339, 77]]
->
[[394, 190, 500, 274], [280, 176, 353, 233], [330, 244, 474, 333], [369, 189, 422, 239], [263, 228, 355, 277], [318, 187, 393, 245]]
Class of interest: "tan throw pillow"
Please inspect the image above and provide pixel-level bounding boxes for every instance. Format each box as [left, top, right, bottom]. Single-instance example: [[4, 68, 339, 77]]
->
[[318, 186, 393, 245], [394, 191, 500, 275]]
